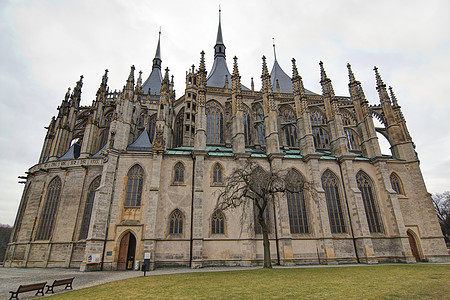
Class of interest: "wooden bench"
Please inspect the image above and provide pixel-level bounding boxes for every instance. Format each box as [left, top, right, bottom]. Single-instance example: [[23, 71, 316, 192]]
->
[[45, 277, 75, 294], [9, 282, 47, 299]]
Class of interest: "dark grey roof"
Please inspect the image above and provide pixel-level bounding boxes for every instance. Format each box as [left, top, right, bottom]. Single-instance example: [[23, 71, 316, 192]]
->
[[270, 60, 318, 95], [142, 68, 162, 95], [59, 143, 81, 160], [127, 129, 152, 152], [92, 144, 106, 158], [206, 56, 250, 90]]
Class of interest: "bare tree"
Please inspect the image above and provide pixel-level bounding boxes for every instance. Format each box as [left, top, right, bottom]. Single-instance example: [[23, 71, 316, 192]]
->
[[432, 192, 450, 246], [215, 161, 307, 268]]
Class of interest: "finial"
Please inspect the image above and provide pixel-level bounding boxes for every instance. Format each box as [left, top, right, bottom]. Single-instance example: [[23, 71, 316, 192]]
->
[[292, 58, 299, 78], [65, 87, 71, 101], [272, 38, 277, 62], [389, 86, 398, 106], [233, 56, 239, 76], [199, 50, 206, 71], [251, 77, 254, 91], [347, 63, 356, 84], [262, 55, 269, 76], [319, 61, 327, 81], [374, 66, 385, 88], [164, 67, 170, 80]]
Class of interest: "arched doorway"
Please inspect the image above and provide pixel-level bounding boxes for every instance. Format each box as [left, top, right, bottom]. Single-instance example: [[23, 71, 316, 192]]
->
[[407, 230, 421, 262], [117, 232, 136, 270]]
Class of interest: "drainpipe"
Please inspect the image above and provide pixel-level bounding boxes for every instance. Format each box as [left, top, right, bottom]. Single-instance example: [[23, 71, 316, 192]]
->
[[338, 159, 360, 263], [272, 193, 281, 265], [189, 153, 196, 267], [101, 153, 120, 271]]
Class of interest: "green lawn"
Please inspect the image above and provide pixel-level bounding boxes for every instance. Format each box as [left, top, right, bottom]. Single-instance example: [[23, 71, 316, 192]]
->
[[50, 264, 449, 299]]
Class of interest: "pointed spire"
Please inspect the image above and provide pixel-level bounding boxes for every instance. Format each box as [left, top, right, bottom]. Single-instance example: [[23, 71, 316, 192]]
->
[[152, 29, 162, 69], [319, 61, 334, 97], [199, 50, 206, 72], [262, 55, 269, 77], [374, 66, 391, 106], [272, 38, 277, 62], [214, 7, 225, 58], [347, 63, 356, 84], [261, 56, 272, 93], [71, 75, 83, 105], [232, 56, 240, 77], [97, 69, 108, 96], [136, 70, 143, 93], [126, 65, 135, 90], [64, 87, 71, 102], [389, 86, 398, 106], [292, 58, 299, 79]]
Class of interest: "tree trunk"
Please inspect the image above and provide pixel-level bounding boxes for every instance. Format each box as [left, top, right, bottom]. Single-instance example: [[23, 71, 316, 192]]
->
[[259, 216, 272, 268]]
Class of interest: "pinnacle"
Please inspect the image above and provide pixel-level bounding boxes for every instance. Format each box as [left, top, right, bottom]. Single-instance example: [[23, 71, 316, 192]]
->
[[374, 66, 385, 88], [232, 56, 239, 76], [389, 86, 398, 106], [261, 55, 269, 77], [347, 63, 356, 84], [199, 50, 206, 71], [291, 58, 299, 78]]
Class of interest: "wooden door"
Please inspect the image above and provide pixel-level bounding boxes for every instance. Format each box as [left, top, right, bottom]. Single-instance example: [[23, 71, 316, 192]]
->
[[117, 232, 130, 270], [407, 231, 421, 262]]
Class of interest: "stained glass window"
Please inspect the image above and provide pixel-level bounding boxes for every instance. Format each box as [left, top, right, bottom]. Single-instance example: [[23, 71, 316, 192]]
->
[[169, 209, 183, 234], [36, 177, 61, 240], [356, 171, 383, 233], [125, 165, 144, 207], [321, 171, 346, 233], [79, 176, 101, 239]]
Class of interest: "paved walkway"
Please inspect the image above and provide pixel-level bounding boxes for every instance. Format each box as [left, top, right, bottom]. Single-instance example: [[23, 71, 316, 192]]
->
[[1, 263, 448, 299]]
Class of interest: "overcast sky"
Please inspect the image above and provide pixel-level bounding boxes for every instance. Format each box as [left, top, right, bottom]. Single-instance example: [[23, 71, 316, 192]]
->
[[1, 0, 449, 225]]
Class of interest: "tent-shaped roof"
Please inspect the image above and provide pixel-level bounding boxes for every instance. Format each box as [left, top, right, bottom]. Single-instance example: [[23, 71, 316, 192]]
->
[[59, 143, 81, 160], [127, 129, 153, 152]]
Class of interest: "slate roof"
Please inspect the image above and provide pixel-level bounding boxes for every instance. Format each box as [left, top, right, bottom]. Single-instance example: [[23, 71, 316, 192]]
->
[[127, 129, 153, 152], [142, 33, 163, 95], [270, 60, 317, 95], [59, 143, 81, 160]]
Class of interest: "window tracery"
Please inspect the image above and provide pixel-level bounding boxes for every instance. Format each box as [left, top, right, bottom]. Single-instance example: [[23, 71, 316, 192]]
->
[[79, 176, 101, 239], [286, 170, 309, 234], [169, 209, 183, 234], [211, 210, 225, 234], [321, 171, 346, 233], [206, 101, 223, 144], [390, 173, 405, 195], [125, 165, 144, 207], [356, 171, 383, 233], [281, 108, 298, 147], [173, 162, 185, 184], [212, 163, 223, 184], [310, 110, 330, 150], [36, 177, 61, 240]]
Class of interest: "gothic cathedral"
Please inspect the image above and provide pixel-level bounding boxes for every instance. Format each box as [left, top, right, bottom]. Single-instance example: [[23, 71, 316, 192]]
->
[[4, 12, 448, 270]]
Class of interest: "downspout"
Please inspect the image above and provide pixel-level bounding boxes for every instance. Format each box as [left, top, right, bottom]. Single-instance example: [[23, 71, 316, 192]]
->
[[272, 193, 280, 265], [338, 159, 360, 263], [101, 152, 120, 271], [189, 153, 196, 267]]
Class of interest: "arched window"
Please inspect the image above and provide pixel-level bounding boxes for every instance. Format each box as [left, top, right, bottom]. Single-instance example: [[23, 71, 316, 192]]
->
[[169, 209, 183, 234], [36, 177, 62, 240], [286, 170, 309, 234], [211, 210, 225, 234], [311, 110, 330, 150], [174, 108, 184, 147], [79, 176, 101, 240], [341, 110, 355, 126], [243, 106, 252, 146], [206, 101, 223, 144], [255, 107, 266, 146], [212, 163, 223, 184], [125, 165, 144, 207], [356, 171, 383, 233], [148, 114, 157, 142], [321, 171, 346, 233], [345, 129, 360, 151], [282, 108, 298, 147], [173, 162, 185, 184], [390, 173, 405, 195], [98, 112, 113, 151]]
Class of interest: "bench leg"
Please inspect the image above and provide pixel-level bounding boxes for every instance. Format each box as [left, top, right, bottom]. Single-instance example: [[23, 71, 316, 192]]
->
[[65, 283, 73, 290], [46, 286, 54, 294], [36, 288, 44, 296], [9, 291, 18, 300]]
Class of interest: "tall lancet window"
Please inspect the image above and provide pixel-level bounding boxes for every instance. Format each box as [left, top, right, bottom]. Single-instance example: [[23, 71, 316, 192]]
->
[[174, 108, 184, 147], [311, 110, 330, 150], [356, 171, 383, 233], [341, 110, 361, 151], [169, 209, 184, 234], [321, 170, 346, 233], [390, 173, 405, 195], [286, 169, 309, 234], [36, 177, 62, 240], [282, 108, 298, 147], [98, 112, 113, 151], [255, 107, 266, 146], [243, 106, 252, 146], [148, 114, 157, 142], [79, 176, 101, 240], [125, 165, 144, 207], [206, 101, 223, 144]]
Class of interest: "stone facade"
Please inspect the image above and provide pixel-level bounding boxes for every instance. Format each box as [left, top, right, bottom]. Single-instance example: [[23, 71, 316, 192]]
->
[[4, 14, 448, 271]]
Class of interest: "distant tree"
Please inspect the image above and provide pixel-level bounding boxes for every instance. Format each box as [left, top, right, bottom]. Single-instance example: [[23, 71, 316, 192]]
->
[[0, 224, 13, 262], [432, 192, 450, 246], [215, 161, 313, 268]]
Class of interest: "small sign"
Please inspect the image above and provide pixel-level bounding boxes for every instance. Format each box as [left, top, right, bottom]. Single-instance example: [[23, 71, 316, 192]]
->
[[134, 260, 140, 270], [86, 253, 101, 264], [144, 252, 151, 260], [106, 251, 113, 256]]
